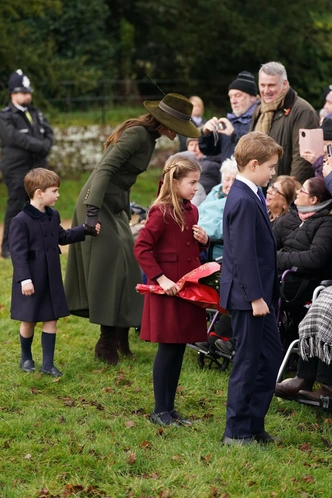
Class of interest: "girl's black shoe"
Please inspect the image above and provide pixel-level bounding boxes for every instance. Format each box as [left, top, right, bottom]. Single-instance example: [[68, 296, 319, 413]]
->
[[169, 409, 193, 426], [150, 411, 176, 426]]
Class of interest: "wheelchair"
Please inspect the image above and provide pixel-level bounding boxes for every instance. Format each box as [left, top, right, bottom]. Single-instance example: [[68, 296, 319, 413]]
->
[[276, 270, 332, 411]]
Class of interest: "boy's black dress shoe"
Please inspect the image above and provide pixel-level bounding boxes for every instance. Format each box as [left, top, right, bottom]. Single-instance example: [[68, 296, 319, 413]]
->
[[253, 431, 280, 444], [20, 359, 35, 373], [40, 366, 63, 377], [221, 435, 255, 446], [169, 409, 193, 426]]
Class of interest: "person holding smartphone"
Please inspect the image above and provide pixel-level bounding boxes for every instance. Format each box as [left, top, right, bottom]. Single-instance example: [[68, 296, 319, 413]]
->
[[301, 118, 332, 177]]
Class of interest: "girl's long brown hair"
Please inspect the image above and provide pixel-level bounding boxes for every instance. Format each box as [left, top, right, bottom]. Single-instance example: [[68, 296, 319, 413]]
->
[[151, 155, 201, 230], [104, 113, 161, 148]]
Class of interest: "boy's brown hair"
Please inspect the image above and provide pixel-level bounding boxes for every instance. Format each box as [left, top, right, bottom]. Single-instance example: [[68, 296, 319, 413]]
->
[[24, 168, 60, 199], [235, 131, 283, 171]]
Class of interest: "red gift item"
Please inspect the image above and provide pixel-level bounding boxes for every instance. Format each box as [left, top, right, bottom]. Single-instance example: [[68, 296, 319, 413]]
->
[[136, 262, 228, 314]]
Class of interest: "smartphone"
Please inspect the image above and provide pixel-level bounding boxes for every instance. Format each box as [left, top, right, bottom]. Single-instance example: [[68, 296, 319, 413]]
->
[[327, 144, 332, 157], [299, 128, 324, 157]]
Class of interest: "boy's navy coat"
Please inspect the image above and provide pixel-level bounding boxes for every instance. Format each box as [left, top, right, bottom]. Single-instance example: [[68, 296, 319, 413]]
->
[[9, 203, 85, 322], [220, 179, 279, 311]]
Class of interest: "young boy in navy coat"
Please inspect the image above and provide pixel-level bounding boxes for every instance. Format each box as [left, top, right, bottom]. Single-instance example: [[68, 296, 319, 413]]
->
[[220, 132, 283, 445], [9, 168, 100, 377]]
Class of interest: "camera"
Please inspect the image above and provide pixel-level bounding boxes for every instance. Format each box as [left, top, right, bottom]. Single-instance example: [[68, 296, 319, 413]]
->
[[216, 122, 226, 131]]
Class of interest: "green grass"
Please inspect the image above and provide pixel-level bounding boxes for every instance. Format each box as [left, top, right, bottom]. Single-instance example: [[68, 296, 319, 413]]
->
[[1, 144, 332, 497], [1, 258, 332, 497]]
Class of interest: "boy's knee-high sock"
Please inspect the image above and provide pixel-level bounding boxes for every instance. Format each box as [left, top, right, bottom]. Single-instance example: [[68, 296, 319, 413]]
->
[[20, 334, 34, 361], [41, 332, 56, 370]]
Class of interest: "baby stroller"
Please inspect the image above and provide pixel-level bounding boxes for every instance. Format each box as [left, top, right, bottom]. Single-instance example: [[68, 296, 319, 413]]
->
[[188, 310, 235, 371]]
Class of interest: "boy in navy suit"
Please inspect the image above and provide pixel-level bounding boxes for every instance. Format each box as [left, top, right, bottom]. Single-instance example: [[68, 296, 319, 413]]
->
[[220, 131, 283, 445]]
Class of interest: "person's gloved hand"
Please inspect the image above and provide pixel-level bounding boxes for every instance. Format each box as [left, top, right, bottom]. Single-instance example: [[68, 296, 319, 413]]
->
[[84, 205, 101, 236]]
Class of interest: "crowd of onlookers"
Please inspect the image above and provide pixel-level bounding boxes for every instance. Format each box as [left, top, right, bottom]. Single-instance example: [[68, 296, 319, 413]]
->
[[180, 62, 332, 408]]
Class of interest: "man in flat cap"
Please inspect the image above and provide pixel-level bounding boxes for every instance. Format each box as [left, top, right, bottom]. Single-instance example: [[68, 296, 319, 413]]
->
[[0, 69, 53, 258]]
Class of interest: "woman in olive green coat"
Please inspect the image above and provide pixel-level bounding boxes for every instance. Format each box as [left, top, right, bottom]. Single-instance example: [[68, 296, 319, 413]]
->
[[64, 94, 200, 365]]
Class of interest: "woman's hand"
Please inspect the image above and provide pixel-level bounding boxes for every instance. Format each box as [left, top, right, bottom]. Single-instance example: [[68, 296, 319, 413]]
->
[[156, 275, 180, 296], [323, 156, 332, 177], [301, 149, 320, 165], [192, 224, 208, 245]]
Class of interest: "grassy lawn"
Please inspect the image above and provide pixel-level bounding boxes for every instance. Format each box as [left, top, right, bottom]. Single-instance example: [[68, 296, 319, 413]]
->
[[1, 255, 332, 497], [1, 122, 332, 496]]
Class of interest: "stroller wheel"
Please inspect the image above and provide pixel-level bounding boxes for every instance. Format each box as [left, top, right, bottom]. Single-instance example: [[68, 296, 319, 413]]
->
[[197, 352, 205, 369]]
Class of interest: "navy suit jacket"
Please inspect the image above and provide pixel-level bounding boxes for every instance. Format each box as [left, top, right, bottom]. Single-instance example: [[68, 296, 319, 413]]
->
[[220, 179, 279, 311]]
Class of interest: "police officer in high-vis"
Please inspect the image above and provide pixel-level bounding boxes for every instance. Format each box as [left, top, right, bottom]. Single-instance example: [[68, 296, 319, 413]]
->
[[0, 69, 54, 258]]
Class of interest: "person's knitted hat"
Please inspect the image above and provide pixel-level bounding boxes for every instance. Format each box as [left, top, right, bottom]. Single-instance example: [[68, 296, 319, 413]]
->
[[228, 71, 257, 97], [322, 117, 332, 141]]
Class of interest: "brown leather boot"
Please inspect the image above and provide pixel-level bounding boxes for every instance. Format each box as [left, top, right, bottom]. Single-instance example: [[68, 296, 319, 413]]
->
[[298, 384, 332, 401], [95, 326, 119, 365], [116, 327, 133, 357], [275, 376, 314, 399]]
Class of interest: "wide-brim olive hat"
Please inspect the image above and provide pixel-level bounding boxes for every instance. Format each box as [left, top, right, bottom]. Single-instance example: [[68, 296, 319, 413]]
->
[[144, 93, 200, 138]]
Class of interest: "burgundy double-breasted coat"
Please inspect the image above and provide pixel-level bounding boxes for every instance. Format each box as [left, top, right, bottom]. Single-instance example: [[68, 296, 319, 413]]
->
[[134, 203, 208, 344], [9, 203, 85, 322]]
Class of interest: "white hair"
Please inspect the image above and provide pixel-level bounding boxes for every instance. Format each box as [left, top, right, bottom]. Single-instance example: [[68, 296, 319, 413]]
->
[[259, 61, 288, 82], [220, 155, 238, 176]]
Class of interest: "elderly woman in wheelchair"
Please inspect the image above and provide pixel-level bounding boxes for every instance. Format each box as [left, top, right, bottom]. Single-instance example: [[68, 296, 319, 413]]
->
[[274, 175, 332, 400]]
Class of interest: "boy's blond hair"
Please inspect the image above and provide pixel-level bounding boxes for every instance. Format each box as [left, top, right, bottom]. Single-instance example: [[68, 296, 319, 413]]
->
[[24, 168, 60, 199], [235, 131, 283, 171], [151, 155, 201, 230]]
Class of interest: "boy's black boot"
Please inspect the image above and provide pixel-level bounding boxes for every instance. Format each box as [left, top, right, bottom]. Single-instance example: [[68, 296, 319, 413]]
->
[[116, 327, 133, 357], [95, 325, 119, 365]]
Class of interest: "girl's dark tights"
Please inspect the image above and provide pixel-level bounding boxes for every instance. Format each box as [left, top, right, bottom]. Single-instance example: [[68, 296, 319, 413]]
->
[[153, 343, 186, 413]]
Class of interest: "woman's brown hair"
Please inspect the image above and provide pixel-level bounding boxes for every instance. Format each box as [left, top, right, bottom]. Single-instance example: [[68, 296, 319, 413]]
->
[[104, 113, 161, 148], [307, 176, 332, 204]]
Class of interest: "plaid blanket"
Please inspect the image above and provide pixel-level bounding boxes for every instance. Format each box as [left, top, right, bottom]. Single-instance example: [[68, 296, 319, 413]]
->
[[299, 286, 332, 364]]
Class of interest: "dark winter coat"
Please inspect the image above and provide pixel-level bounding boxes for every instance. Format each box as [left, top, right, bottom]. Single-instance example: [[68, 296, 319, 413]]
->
[[64, 126, 160, 327], [0, 102, 53, 176], [198, 102, 258, 163], [134, 203, 208, 344], [250, 88, 319, 183], [9, 204, 85, 322], [273, 203, 332, 279], [199, 154, 222, 194]]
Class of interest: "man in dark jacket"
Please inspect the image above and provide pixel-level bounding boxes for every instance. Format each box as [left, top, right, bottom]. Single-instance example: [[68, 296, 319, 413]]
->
[[0, 69, 54, 258], [199, 71, 259, 163], [251, 61, 319, 184]]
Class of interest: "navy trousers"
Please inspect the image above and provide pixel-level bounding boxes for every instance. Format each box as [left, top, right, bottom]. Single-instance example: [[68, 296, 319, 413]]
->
[[225, 306, 282, 438], [2, 171, 29, 253]]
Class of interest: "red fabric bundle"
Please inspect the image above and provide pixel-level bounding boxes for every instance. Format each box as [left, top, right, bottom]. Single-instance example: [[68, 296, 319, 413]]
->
[[136, 261, 228, 314]]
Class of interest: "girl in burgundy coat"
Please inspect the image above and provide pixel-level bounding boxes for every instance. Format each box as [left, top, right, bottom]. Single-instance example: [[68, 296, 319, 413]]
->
[[134, 155, 208, 426]]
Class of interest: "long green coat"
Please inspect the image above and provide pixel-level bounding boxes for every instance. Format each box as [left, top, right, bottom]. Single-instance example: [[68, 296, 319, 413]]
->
[[64, 126, 159, 327]]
